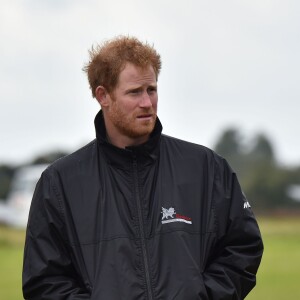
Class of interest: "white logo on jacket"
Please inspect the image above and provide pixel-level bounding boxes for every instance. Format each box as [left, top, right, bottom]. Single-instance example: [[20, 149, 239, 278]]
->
[[161, 207, 176, 220], [244, 201, 251, 209], [161, 207, 192, 225]]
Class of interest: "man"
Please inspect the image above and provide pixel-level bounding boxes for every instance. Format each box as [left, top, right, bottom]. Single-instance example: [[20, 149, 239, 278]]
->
[[23, 36, 263, 300]]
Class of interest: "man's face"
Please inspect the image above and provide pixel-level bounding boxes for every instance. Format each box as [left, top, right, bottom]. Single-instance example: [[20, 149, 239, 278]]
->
[[104, 63, 158, 146]]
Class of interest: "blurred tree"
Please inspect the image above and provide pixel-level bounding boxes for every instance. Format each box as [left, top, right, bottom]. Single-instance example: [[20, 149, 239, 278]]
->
[[31, 150, 69, 165], [213, 128, 300, 212], [0, 150, 69, 200], [214, 128, 248, 181], [247, 133, 275, 164], [0, 165, 15, 200], [214, 128, 242, 160]]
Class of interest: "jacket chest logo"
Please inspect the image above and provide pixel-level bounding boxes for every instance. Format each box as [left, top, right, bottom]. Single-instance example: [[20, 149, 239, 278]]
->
[[161, 207, 192, 225]]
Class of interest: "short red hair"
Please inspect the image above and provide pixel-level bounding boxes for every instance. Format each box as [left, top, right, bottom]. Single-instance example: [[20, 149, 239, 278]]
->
[[83, 36, 161, 97]]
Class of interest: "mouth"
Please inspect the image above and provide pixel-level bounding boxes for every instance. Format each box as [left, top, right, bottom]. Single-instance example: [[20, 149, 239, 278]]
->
[[137, 114, 154, 120]]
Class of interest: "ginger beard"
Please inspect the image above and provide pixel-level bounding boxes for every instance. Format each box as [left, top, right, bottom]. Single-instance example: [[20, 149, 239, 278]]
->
[[107, 94, 157, 139]]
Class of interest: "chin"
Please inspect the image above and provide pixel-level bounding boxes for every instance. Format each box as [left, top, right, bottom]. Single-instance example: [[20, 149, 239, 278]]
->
[[128, 124, 155, 139]]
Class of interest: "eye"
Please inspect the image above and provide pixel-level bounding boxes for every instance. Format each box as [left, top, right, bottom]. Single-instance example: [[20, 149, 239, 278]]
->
[[129, 89, 141, 95], [147, 86, 157, 94]]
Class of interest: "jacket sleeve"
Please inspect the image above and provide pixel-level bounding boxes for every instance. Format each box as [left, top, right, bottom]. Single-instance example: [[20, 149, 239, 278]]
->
[[203, 158, 264, 299], [22, 170, 91, 300]]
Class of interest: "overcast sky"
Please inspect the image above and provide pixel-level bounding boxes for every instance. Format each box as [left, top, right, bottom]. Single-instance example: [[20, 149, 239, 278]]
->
[[1, 0, 299, 166]]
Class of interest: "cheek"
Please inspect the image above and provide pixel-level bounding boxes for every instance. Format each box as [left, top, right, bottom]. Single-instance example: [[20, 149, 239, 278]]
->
[[151, 96, 158, 110], [118, 99, 135, 113]]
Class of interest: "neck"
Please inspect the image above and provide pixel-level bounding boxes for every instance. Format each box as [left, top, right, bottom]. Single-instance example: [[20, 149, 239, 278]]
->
[[106, 130, 150, 148]]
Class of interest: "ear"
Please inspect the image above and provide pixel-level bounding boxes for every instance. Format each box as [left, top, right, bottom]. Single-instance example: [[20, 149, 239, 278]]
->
[[95, 86, 110, 107]]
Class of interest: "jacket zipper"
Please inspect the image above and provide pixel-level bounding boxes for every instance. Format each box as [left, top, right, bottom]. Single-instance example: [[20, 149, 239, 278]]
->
[[132, 156, 153, 300]]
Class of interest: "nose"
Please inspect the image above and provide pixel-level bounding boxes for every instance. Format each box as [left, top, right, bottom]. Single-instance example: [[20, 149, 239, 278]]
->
[[139, 92, 152, 108]]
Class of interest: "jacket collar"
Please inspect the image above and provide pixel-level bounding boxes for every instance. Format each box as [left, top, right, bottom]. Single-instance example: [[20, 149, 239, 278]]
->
[[94, 110, 162, 168]]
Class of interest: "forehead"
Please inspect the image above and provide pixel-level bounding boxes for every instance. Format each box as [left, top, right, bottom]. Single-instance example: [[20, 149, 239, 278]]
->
[[117, 63, 156, 87]]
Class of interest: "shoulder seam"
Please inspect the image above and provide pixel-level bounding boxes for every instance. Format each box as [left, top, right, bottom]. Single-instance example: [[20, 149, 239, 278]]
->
[[42, 169, 67, 229]]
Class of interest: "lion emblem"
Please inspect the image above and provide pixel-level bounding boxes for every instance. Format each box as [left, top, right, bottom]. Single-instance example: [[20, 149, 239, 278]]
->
[[161, 207, 176, 220]]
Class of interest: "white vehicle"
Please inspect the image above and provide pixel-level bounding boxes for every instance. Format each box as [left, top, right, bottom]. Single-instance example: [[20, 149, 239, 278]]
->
[[287, 184, 300, 202], [0, 164, 47, 228]]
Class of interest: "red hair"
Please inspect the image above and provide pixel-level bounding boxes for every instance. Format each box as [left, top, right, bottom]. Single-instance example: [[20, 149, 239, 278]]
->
[[83, 36, 161, 97]]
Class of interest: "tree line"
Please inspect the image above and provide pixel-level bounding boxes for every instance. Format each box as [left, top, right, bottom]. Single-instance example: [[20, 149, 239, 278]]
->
[[214, 128, 300, 212], [0, 151, 68, 201], [1, 129, 300, 213]]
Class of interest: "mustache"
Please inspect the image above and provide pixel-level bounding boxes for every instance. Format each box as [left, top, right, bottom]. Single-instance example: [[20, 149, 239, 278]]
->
[[135, 108, 156, 116]]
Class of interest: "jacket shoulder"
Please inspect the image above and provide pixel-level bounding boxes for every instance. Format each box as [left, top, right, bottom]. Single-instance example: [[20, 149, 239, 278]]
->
[[161, 134, 223, 162], [45, 139, 97, 176], [160, 134, 234, 181]]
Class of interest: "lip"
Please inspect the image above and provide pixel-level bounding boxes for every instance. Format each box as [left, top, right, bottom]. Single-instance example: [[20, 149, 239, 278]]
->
[[137, 114, 153, 119]]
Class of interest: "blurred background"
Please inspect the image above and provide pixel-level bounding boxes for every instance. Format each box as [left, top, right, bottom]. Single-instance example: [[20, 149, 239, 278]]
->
[[0, 0, 299, 299]]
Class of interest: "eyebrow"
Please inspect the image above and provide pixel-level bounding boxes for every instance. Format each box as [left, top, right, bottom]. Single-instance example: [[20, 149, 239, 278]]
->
[[125, 87, 142, 93], [125, 83, 157, 93]]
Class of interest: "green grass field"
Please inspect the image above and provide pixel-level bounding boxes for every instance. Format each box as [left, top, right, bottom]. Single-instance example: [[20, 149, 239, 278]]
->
[[246, 217, 300, 299], [1, 217, 300, 299], [0, 225, 25, 300]]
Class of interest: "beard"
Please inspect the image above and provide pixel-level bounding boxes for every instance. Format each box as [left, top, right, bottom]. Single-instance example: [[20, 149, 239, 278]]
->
[[107, 100, 157, 139]]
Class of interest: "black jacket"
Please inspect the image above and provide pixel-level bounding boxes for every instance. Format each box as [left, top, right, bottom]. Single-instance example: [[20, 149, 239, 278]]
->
[[23, 111, 263, 300]]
